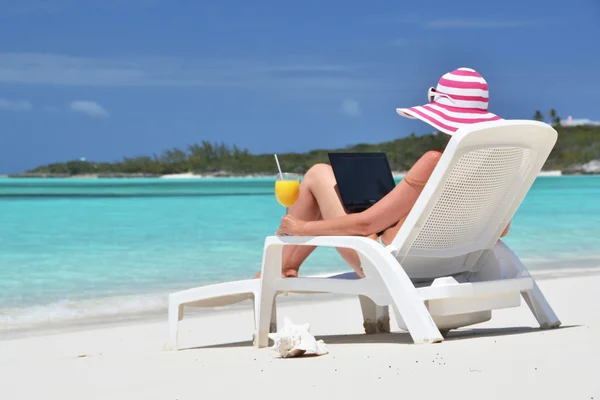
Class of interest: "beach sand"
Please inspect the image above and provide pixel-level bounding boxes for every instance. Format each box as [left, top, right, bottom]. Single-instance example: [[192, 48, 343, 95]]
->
[[1, 269, 598, 400]]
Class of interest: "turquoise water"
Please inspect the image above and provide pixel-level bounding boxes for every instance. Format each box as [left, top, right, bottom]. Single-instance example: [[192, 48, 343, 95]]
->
[[1, 176, 599, 330]]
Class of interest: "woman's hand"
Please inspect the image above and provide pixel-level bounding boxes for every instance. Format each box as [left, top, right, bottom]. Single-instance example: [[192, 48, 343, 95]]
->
[[277, 215, 308, 236]]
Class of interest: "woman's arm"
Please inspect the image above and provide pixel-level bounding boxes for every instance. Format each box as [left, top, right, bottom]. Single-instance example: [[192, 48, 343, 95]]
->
[[278, 151, 443, 237], [279, 212, 367, 237]]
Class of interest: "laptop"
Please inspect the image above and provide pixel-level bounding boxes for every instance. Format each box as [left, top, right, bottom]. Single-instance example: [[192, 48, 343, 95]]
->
[[328, 152, 396, 213]]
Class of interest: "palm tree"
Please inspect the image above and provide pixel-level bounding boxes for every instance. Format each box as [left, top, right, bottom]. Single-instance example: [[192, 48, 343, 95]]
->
[[533, 110, 544, 121], [549, 109, 561, 126], [554, 115, 561, 126]]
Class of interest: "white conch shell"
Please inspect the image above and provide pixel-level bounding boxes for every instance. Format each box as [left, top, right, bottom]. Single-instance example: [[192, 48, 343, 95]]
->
[[268, 317, 328, 358]]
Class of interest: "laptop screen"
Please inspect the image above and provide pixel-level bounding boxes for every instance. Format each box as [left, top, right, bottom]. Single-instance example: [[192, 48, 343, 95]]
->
[[328, 152, 396, 209]]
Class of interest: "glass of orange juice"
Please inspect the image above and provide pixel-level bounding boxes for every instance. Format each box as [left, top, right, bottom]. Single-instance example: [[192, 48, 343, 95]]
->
[[275, 172, 300, 209]]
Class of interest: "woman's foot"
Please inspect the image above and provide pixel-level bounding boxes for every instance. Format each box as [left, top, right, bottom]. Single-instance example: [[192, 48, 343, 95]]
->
[[253, 269, 299, 279]]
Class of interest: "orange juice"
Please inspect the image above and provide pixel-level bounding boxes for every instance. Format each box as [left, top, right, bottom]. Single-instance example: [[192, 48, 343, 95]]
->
[[275, 180, 300, 207]]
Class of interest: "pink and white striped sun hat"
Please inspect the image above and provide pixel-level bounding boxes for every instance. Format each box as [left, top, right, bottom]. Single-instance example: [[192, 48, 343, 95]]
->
[[396, 67, 502, 135]]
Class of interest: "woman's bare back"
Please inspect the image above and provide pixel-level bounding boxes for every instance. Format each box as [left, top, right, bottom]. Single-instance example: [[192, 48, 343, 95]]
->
[[379, 150, 443, 245]]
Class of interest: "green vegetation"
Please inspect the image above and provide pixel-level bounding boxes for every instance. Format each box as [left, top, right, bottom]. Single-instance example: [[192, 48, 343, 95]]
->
[[533, 110, 544, 122], [26, 134, 450, 176], [25, 120, 600, 176], [534, 109, 561, 126], [545, 124, 600, 170]]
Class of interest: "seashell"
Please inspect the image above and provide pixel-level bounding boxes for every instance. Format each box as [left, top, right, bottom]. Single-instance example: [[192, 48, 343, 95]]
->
[[268, 317, 328, 358]]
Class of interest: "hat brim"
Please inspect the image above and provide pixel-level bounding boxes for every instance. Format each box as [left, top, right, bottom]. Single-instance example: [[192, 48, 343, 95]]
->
[[396, 103, 502, 136]]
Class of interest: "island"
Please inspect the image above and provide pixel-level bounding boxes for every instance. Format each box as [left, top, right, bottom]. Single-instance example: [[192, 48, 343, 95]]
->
[[12, 119, 600, 178]]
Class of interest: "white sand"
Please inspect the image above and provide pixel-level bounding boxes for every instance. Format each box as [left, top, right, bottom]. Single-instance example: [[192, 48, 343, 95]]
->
[[1, 270, 598, 400], [538, 170, 563, 176], [159, 172, 198, 179]]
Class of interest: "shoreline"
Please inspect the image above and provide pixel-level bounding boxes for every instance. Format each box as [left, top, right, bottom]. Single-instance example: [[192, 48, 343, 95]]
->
[[159, 171, 412, 179], [2, 265, 599, 342], [159, 170, 567, 178], [2, 170, 571, 179]]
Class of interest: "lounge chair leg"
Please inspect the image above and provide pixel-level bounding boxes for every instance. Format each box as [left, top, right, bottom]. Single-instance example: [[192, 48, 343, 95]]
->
[[167, 302, 183, 351], [377, 306, 391, 333], [381, 261, 443, 344], [270, 296, 278, 333], [252, 297, 258, 346], [359, 296, 390, 334], [359, 295, 377, 334], [252, 296, 278, 346], [358, 250, 442, 343], [256, 243, 283, 348], [256, 292, 277, 348], [522, 280, 561, 329]]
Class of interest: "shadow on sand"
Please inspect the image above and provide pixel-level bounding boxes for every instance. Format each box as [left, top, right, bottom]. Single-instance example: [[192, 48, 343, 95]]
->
[[179, 324, 579, 351]]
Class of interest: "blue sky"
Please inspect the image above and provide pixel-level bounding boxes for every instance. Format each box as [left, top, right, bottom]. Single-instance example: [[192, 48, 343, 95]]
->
[[1, 0, 599, 173]]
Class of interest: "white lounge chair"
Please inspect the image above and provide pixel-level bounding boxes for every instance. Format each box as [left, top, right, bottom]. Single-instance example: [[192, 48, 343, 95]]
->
[[167, 120, 561, 351]]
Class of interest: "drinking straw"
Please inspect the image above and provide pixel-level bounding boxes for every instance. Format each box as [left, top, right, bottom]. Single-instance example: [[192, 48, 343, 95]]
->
[[274, 154, 282, 176]]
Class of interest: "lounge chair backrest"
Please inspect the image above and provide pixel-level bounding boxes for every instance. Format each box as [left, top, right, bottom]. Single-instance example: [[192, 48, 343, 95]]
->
[[388, 120, 557, 280]]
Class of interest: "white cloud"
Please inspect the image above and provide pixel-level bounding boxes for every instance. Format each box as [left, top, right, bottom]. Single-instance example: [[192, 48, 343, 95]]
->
[[0, 53, 371, 93], [69, 101, 109, 118], [425, 19, 541, 29], [341, 99, 361, 118], [0, 99, 33, 112]]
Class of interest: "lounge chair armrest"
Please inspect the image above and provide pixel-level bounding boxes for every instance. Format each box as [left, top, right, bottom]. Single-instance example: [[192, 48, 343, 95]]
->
[[261, 235, 396, 288], [264, 235, 384, 252]]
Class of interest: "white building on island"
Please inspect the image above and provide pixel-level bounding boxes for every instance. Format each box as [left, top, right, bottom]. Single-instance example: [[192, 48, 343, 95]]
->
[[561, 116, 600, 127]]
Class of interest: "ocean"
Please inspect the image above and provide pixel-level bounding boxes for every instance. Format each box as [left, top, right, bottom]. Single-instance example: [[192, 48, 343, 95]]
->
[[1, 176, 599, 332]]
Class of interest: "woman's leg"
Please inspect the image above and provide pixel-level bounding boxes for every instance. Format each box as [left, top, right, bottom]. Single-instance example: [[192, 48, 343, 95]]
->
[[280, 163, 365, 277], [254, 165, 322, 279], [254, 163, 367, 278], [276, 166, 323, 278]]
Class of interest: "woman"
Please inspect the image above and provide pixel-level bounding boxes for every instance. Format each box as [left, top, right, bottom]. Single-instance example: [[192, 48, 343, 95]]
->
[[265, 67, 510, 279]]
